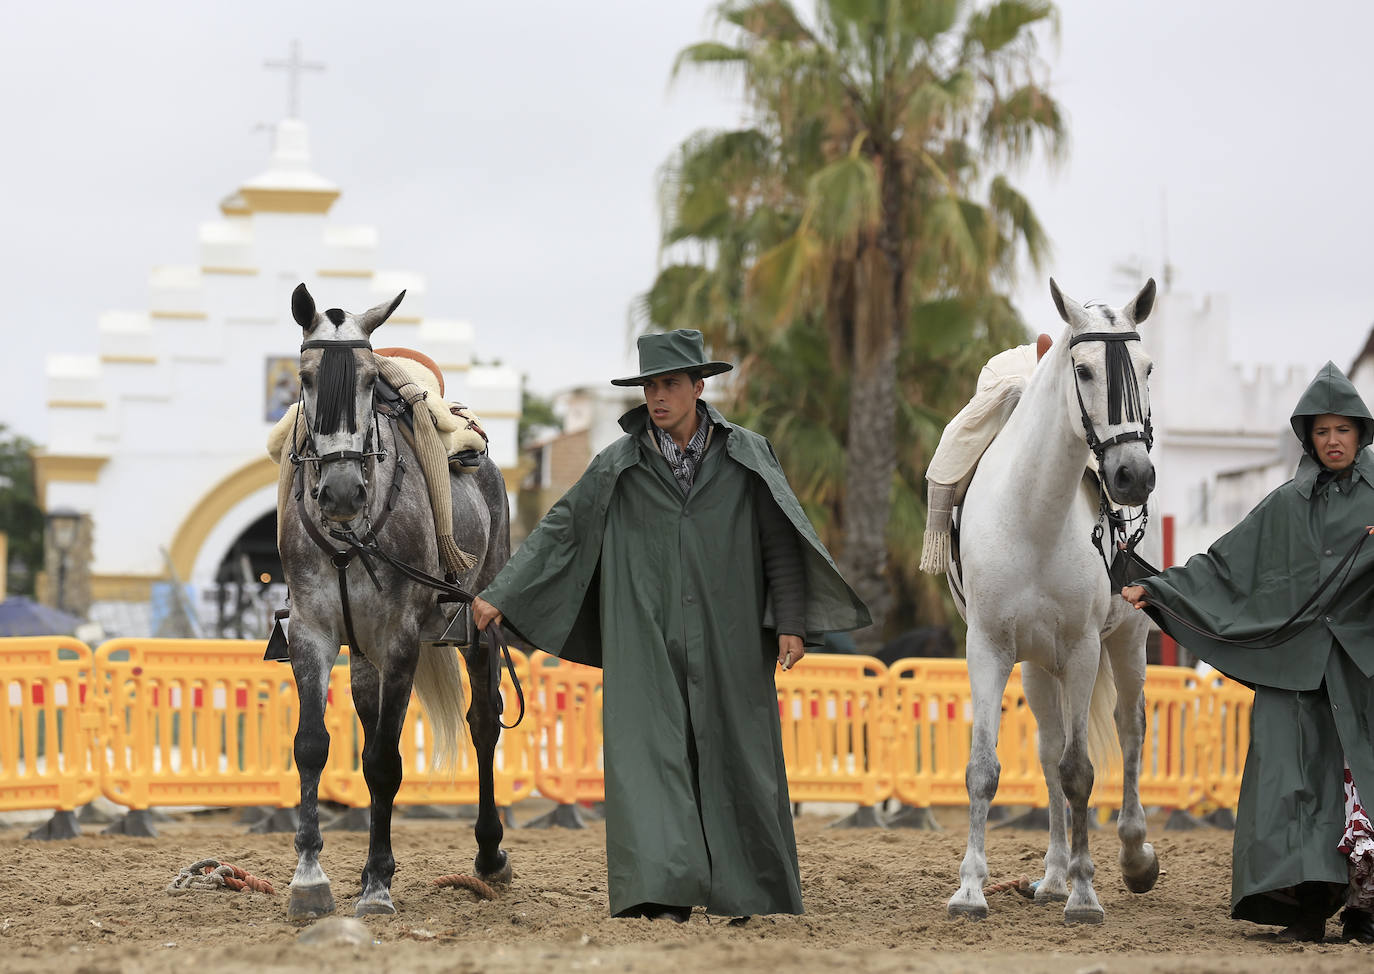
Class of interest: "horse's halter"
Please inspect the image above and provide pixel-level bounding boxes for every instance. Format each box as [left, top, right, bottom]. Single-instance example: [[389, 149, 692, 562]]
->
[[290, 338, 388, 470], [1068, 329, 1154, 586], [1067, 330, 1154, 467]]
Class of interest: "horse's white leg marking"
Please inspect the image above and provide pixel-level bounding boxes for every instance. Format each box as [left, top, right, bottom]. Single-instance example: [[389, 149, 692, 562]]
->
[[947, 631, 1014, 920], [1104, 621, 1158, 893], [1059, 644, 1104, 924], [1021, 663, 1070, 902]]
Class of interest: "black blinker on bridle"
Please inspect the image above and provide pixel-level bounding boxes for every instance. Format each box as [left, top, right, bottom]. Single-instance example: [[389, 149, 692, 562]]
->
[[290, 338, 387, 467]]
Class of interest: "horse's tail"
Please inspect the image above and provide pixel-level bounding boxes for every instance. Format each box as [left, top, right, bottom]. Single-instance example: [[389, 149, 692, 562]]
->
[[1087, 646, 1119, 775], [413, 646, 467, 774]]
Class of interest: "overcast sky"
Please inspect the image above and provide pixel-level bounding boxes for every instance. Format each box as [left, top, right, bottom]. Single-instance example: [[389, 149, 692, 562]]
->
[[4, 0, 1372, 445]]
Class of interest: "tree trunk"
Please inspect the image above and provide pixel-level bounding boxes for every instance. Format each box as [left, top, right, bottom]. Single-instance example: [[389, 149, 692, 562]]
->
[[837, 326, 898, 654]]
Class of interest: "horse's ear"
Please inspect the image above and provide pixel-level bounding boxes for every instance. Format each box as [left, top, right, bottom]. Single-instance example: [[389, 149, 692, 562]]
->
[[292, 283, 316, 330], [1049, 278, 1074, 324], [358, 291, 406, 335], [1129, 278, 1157, 325]]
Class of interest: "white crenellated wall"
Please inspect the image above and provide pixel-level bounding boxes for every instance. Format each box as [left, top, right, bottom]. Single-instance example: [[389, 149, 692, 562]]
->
[[1148, 288, 1320, 562]]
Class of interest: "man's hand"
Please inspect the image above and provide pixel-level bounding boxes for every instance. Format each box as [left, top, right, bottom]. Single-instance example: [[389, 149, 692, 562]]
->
[[473, 596, 503, 631], [1120, 585, 1148, 609], [777, 634, 805, 671]]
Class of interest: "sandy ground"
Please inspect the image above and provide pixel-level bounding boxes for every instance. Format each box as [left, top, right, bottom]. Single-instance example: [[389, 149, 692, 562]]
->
[[0, 801, 1367, 974]]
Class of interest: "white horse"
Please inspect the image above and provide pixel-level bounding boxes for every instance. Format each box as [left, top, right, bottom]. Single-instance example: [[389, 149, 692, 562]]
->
[[947, 278, 1161, 924]]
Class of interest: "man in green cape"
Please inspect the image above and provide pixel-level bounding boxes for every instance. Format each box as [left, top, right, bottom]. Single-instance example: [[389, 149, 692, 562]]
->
[[474, 329, 871, 922], [1123, 362, 1374, 944]]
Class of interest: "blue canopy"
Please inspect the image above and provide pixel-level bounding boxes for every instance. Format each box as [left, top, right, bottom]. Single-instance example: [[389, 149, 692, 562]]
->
[[0, 596, 83, 637]]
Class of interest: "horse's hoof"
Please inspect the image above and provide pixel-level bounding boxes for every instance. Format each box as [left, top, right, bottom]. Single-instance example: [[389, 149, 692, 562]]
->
[[1121, 844, 1159, 893], [1033, 883, 1069, 904], [1064, 904, 1105, 925], [947, 892, 988, 920], [288, 883, 336, 920], [354, 893, 396, 916], [475, 849, 512, 887]]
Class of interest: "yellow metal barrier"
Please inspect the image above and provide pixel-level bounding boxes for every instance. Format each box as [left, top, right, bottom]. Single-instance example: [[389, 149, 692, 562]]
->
[[94, 639, 302, 810], [320, 648, 538, 808], [526, 650, 604, 805], [1193, 671, 1253, 811], [888, 659, 1049, 808], [0, 637, 100, 814], [776, 654, 894, 807], [0, 638, 1259, 823]]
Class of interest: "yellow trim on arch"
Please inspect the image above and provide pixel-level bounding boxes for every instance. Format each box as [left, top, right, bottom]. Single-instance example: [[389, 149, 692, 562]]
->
[[168, 457, 280, 581]]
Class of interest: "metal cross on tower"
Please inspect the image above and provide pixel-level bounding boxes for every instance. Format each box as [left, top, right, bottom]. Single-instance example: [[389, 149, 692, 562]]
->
[[265, 40, 324, 119]]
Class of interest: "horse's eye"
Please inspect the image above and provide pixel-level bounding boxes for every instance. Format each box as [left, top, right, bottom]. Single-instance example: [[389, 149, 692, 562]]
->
[[1075, 365, 1093, 381], [300, 373, 315, 389]]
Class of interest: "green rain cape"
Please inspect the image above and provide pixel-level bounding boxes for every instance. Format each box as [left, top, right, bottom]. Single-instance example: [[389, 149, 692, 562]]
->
[[481, 401, 870, 917], [1139, 361, 1374, 925]]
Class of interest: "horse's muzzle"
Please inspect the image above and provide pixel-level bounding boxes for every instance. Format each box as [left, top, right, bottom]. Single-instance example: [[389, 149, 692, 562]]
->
[[315, 463, 368, 522], [1103, 446, 1155, 507]]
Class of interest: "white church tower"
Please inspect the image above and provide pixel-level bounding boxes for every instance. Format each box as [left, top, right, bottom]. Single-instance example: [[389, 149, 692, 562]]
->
[[35, 51, 520, 637]]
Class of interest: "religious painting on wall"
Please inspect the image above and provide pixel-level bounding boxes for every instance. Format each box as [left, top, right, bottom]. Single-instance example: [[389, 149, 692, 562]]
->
[[264, 357, 299, 422]]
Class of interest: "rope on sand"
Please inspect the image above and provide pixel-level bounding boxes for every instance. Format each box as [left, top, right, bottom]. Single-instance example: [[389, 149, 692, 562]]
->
[[982, 876, 1036, 899], [432, 874, 497, 900], [167, 858, 276, 895]]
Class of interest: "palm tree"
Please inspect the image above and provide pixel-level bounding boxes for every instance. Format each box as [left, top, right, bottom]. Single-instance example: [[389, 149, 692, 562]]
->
[[644, 0, 1064, 649]]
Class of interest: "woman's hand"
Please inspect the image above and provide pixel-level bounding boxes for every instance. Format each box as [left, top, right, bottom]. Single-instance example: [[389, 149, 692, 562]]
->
[[1120, 585, 1149, 608]]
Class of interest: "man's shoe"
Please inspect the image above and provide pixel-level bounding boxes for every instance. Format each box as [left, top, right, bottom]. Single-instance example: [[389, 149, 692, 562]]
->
[[1275, 915, 1326, 943], [646, 904, 691, 923], [1342, 908, 1374, 944]]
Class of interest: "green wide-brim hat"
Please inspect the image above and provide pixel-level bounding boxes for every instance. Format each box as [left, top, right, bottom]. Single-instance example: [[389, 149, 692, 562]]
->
[[611, 329, 734, 386]]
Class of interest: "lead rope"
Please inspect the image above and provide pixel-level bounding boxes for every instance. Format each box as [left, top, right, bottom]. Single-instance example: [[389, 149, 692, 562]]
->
[[1143, 528, 1372, 650]]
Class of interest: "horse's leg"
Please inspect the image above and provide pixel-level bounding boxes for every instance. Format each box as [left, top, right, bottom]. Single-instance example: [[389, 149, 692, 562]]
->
[[1021, 663, 1070, 903], [1104, 622, 1158, 893], [1059, 642, 1104, 924], [459, 638, 511, 885], [354, 650, 416, 916], [287, 635, 336, 919], [947, 630, 1014, 919]]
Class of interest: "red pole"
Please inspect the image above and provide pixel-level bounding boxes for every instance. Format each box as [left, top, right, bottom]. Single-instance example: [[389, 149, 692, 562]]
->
[[1160, 514, 1178, 666]]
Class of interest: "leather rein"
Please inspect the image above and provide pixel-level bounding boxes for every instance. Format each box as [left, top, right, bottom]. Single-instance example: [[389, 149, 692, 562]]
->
[[290, 337, 524, 729]]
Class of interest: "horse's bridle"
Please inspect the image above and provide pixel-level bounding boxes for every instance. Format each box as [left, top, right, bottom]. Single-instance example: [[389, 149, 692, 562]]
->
[[290, 339, 387, 469], [1067, 330, 1154, 466], [1068, 330, 1155, 588]]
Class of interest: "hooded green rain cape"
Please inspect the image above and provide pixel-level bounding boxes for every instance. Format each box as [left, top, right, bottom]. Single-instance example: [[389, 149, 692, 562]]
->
[[481, 401, 870, 917], [1139, 362, 1374, 925]]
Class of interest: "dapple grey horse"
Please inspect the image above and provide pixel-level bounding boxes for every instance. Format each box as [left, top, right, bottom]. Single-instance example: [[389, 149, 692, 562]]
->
[[279, 283, 513, 919]]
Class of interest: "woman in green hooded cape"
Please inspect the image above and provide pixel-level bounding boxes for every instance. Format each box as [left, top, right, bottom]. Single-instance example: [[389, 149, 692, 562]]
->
[[1123, 362, 1374, 944]]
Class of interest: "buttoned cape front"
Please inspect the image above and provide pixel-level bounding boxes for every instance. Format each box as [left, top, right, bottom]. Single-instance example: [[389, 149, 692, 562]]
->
[[1139, 362, 1374, 924], [480, 401, 869, 917]]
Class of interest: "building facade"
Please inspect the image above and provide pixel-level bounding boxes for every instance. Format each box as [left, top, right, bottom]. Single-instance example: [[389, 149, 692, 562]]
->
[[36, 118, 521, 638]]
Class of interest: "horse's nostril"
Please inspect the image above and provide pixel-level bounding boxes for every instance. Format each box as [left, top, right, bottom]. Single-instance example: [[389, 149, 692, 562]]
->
[[1114, 467, 1133, 488], [1146, 467, 1157, 491]]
